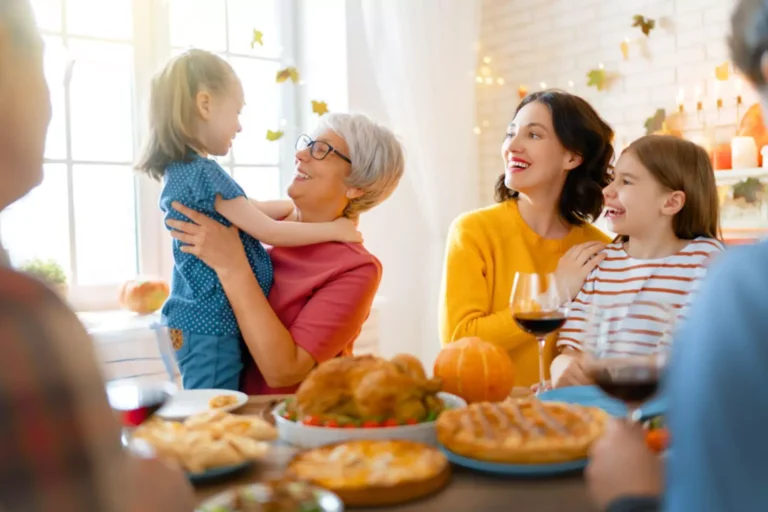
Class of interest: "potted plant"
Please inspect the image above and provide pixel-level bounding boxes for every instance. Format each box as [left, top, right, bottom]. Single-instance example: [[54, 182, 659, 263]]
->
[[19, 258, 68, 299]]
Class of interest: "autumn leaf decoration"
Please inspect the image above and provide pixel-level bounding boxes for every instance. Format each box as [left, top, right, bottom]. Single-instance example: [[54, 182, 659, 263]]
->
[[714, 62, 729, 81], [643, 108, 666, 135], [632, 15, 655, 37], [250, 29, 264, 48], [586, 68, 608, 91], [620, 40, 630, 61], [266, 129, 284, 142], [311, 100, 329, 116], [276, 67, 300, 84]]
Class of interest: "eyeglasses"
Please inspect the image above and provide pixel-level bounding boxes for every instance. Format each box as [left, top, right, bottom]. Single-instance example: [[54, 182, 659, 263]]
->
[[295, 134, 352, 164]]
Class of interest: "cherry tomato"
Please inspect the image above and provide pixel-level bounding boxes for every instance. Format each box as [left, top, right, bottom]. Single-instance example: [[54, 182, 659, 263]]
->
[[646, 428, 670, 453], [404, 418, 419, 425], [383, 418, 400, 428], [343, 422, 357, 429], [301, 416, 322, 427], [362, 419, 381, 428], [324, 419, 340, 428]]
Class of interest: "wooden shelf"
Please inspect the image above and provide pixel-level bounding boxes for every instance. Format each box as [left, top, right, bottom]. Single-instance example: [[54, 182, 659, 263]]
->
[[715, 168, 768, 186]]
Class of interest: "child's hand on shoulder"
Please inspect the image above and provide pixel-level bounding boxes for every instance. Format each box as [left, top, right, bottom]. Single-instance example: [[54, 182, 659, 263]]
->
[[334, 217, 363, 243]]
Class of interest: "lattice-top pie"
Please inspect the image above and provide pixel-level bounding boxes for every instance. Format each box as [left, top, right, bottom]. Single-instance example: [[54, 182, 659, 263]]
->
[[436, 399, 608, 464]]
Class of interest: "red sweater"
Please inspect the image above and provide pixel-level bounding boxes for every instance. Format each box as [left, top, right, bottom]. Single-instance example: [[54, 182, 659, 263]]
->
[[240, 242, 382, 395]]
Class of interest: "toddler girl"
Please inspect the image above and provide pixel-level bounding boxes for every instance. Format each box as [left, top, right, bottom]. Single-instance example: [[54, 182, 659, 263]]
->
[[136, 49, 360, 390], [551, 135, 724, 388]]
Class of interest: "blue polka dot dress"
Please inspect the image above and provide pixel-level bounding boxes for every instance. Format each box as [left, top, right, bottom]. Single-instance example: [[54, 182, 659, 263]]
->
[[159, 152, 273, 389]]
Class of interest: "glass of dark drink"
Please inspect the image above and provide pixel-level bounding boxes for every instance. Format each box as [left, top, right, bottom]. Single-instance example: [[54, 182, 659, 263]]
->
[[583, 301, 675, 421], [106, 378, 176, 443], [510, 272, 568, 394]]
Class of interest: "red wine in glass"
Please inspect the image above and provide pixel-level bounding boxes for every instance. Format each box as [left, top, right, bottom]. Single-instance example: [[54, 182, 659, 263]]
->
[[106, 380, 176, 428], [513, 311, 567, 337], [590, 362, 660, 414]]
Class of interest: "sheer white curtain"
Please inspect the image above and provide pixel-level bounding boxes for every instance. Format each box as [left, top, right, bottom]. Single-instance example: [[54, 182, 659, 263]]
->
[[353, 0, 481, 365]]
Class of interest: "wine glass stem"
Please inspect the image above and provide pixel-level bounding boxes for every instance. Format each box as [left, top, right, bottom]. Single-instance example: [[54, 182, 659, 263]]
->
[[536, 337, 547, 395]]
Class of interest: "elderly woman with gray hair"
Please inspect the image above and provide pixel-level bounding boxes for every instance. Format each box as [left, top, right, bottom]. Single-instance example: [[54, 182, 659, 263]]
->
[[168, 112, 404, 394]]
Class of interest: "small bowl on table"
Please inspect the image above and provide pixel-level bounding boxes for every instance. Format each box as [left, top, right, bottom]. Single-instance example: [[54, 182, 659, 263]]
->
[[272, 392, 467, 449]]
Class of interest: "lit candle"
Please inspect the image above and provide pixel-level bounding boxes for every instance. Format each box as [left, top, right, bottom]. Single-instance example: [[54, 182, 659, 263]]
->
[[731, 136, 758, 169], [715, 82, 723, 110], [695, 85, 703, 112], [676, 87, 685, 114]]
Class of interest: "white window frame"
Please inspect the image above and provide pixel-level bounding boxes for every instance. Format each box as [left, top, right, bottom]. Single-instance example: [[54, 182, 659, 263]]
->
[[1, 0, 299, 312]]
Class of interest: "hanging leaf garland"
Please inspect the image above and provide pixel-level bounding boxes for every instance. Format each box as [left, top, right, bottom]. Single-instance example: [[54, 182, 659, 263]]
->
[[714, 62, 729, 81], [632, 15, 655, 37], [620, 40, 630, 60], [276, 66, 300, 84], [311, 100, 329, 116], [250, 29, 264, 48], [643, 108, 666, 135], [586, 68, 608, 91]]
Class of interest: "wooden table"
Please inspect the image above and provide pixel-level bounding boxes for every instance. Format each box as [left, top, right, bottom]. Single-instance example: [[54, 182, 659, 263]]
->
[[195, 396, 597, 511]]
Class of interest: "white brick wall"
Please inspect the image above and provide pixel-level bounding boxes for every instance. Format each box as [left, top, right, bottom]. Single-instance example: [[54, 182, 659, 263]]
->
[[477, 0, 757, 205]]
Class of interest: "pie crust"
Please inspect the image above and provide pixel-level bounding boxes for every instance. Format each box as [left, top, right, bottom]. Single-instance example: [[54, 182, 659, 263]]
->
[[436, 399, 608, 464]]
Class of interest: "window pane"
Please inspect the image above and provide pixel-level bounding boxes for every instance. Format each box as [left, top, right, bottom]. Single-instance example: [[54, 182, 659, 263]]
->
[[1, 164, 71, 274], [233, 167, 281, 201], [66, 0, 133, 40], [73, 165, 137, 285], [227, 0, 281, 58], [43, 36, 68, 160], [30, 0, 62, 32], [68, 40, 134, 162], [230, 57, 280, 165], [169, 0, 227, 52]]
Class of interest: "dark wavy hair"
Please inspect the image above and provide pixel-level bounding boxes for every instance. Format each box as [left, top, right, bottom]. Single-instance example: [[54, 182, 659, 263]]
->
[[728, 0, 768, 88], [494, 90, 615, 226]]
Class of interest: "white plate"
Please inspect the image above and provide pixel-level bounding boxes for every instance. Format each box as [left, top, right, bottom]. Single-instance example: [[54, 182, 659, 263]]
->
[[157, 389, 248, 420], [273, 392, 467, 449]]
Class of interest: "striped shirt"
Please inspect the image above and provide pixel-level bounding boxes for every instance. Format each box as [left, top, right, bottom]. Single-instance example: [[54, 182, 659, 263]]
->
[[557, 237, 724, 356]]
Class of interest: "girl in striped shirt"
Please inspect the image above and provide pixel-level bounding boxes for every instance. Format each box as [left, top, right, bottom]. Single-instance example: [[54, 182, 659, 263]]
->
[[550, 135, 724, 388]]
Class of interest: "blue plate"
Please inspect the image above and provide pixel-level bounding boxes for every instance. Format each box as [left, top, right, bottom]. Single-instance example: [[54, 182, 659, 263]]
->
[[187, 461, 253, 484], [439, 446, 587, 476], [537, 385, 666, 419]]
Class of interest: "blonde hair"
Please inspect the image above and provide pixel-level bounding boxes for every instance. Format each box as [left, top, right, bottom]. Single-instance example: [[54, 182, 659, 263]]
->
[[619, 135, 721, 242], [136, 49, 237, 180]]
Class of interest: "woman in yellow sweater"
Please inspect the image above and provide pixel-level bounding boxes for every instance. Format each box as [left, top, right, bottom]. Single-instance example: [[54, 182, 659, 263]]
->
[[439, 90, 613, 387]]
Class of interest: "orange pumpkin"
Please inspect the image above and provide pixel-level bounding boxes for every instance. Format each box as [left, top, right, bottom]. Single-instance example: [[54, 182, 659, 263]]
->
[[118, 278, 170, 315], [738, 103, 768, 166], [433, 337, 515, 403]]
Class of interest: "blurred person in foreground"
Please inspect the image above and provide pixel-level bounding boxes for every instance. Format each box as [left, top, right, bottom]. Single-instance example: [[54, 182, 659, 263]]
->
[[0, 1, 195, 510], [586, 1, 768, 510]]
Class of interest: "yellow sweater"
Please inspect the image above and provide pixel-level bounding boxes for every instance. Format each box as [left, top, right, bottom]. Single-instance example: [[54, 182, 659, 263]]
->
[[439, 200, 610, 387]]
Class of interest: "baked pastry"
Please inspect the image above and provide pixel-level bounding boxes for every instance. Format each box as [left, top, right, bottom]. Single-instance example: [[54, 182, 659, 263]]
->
[[436, 399, 608, 464], [209, 394, 238, 409], [132, 411, 277, 473], [287, 440, 450, 506]]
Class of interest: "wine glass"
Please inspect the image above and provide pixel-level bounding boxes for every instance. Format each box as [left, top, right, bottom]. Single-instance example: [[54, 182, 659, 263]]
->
[[582, 300, 674, 421], [510, 272, 569, 395], [106, 378, 177, 445]]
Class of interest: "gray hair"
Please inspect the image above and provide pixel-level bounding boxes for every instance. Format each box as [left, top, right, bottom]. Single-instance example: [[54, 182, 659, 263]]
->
[[312, 113, 405, 218]]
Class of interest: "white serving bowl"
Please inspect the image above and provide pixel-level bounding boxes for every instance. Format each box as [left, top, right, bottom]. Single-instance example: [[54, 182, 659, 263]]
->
[[272, 392, 467, 449]]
